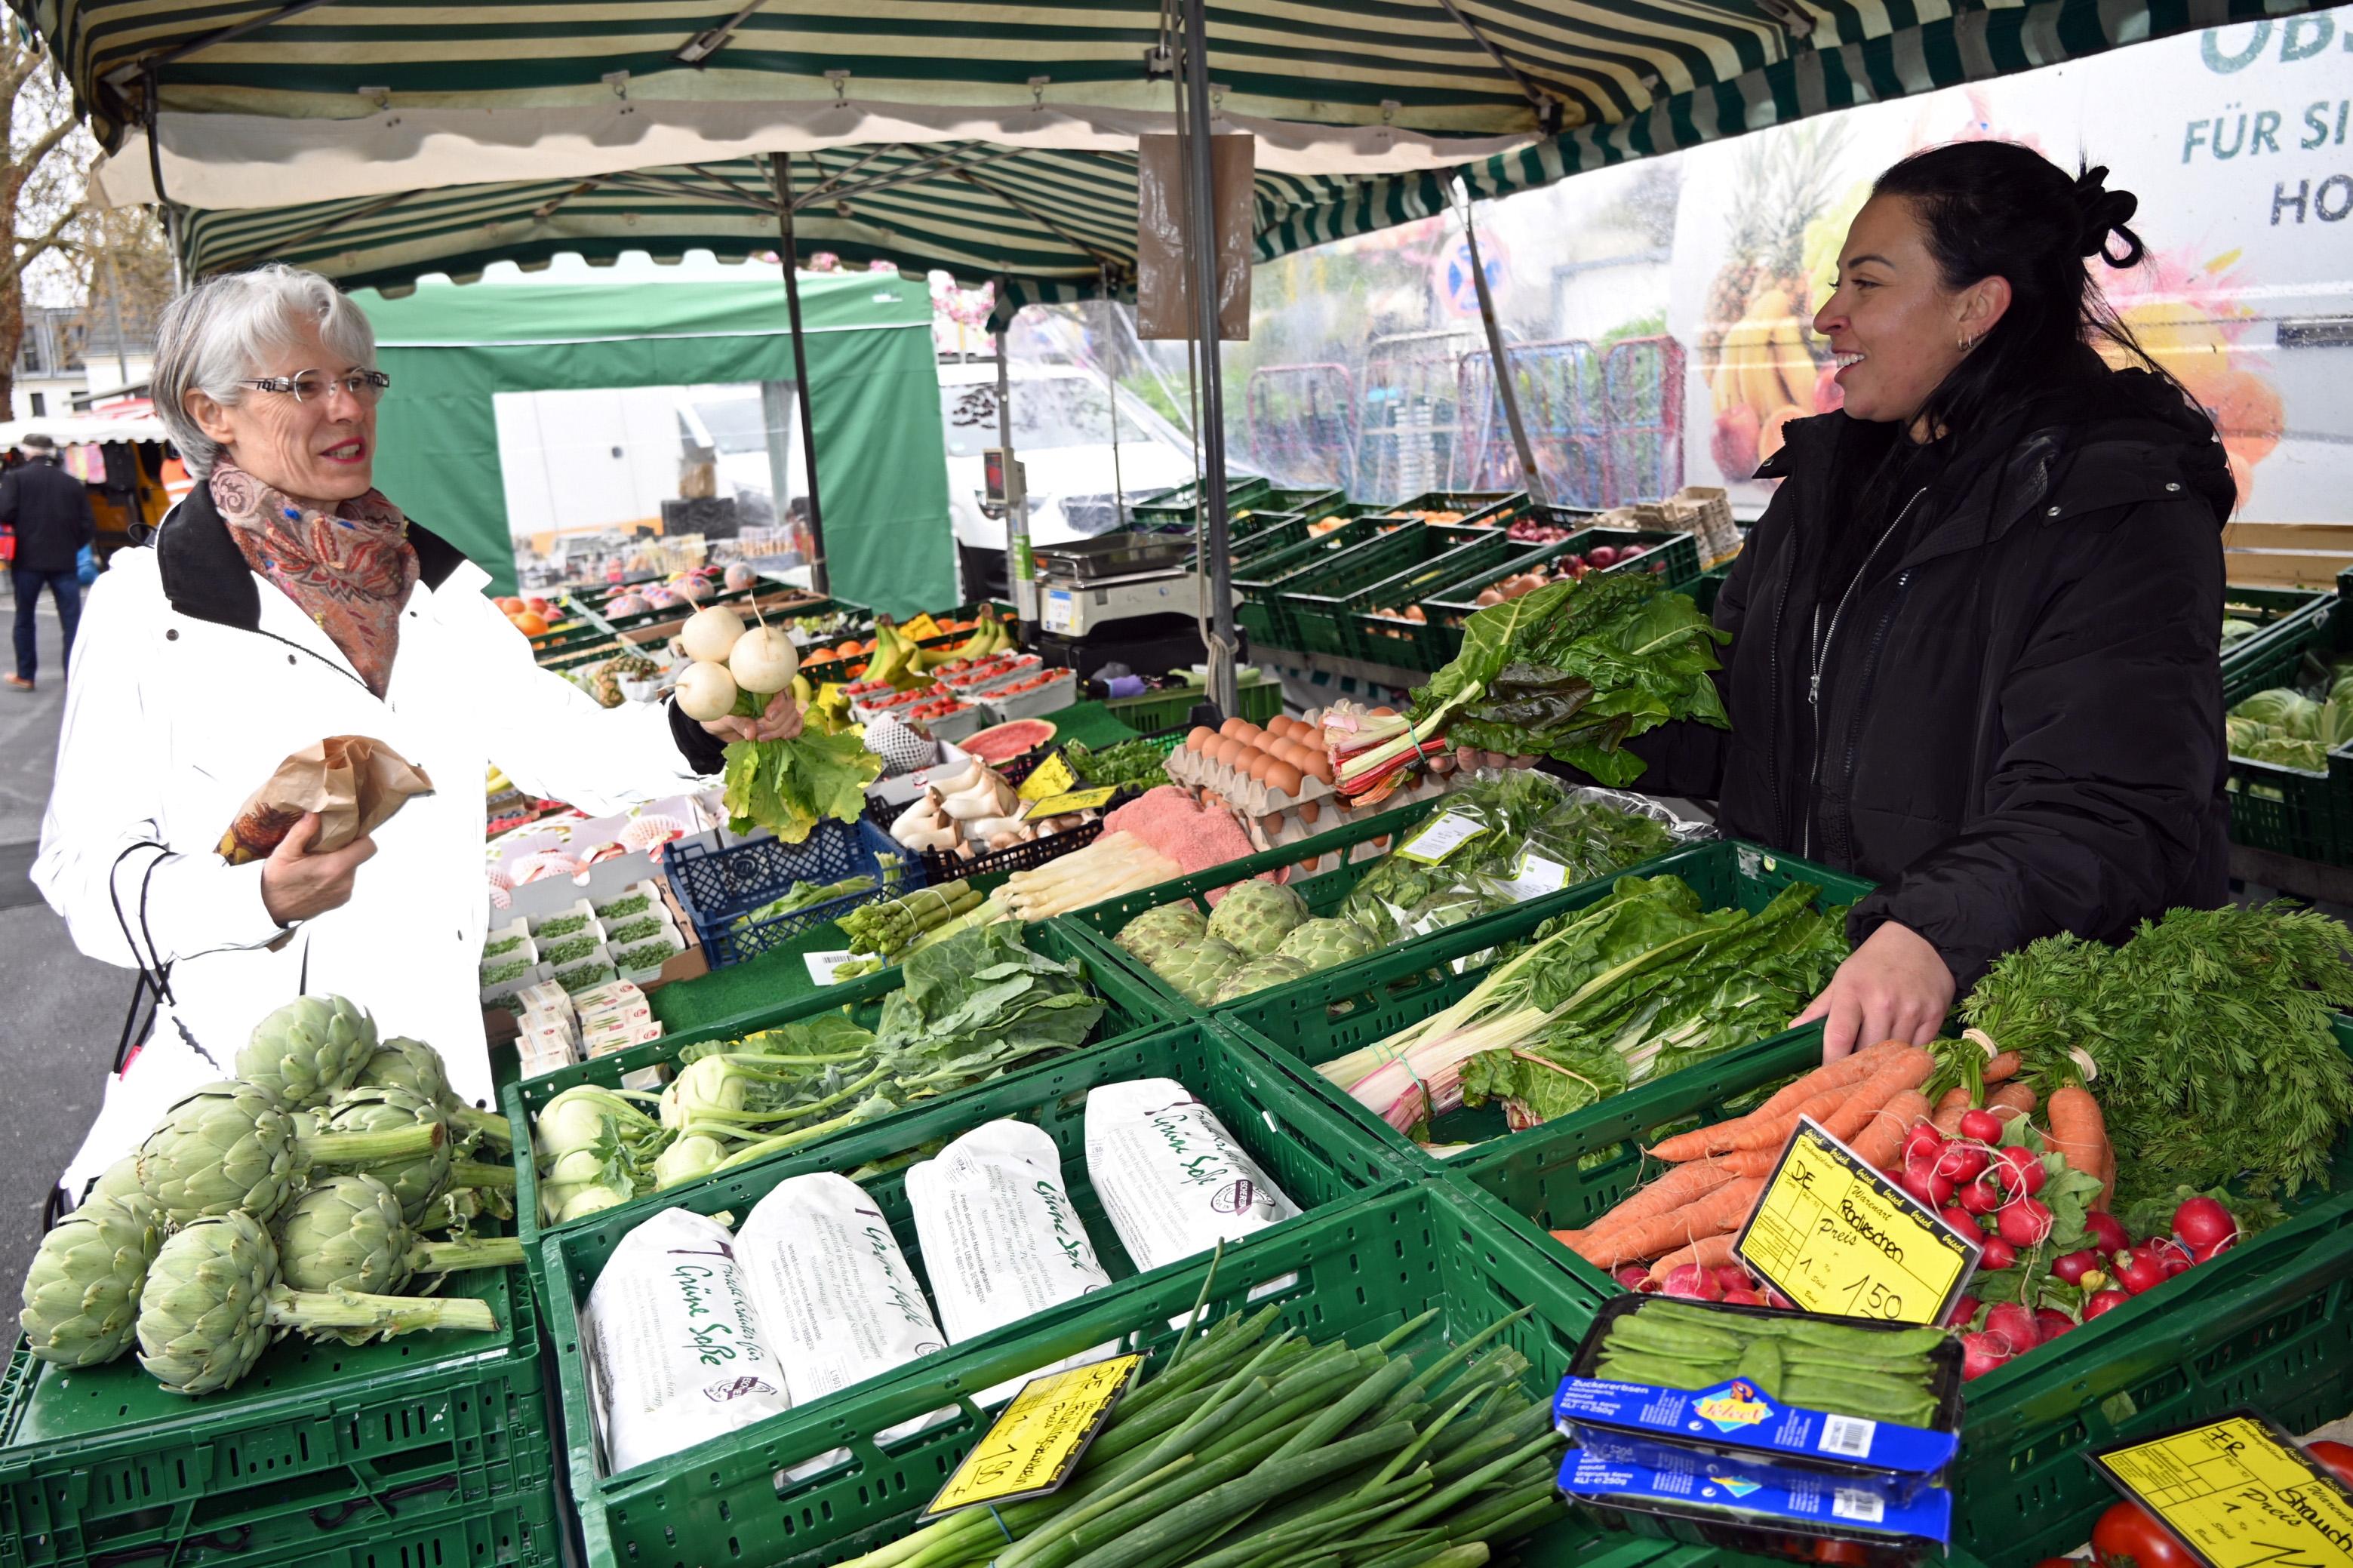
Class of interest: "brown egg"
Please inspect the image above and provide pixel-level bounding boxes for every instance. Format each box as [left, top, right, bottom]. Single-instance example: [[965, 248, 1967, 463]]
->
[[1263, 715, 1296, 742], [1298, 799, 1321, 826], [1264, 761, 1304, 797], [1243, 752, 1274, 782], [1281, 739, 1320, 771], [1186, 724, 1216, 752], [1220, 717, 1258, 740], [1300, 751, 1335, 784], [1213, 736, 1245, 768]]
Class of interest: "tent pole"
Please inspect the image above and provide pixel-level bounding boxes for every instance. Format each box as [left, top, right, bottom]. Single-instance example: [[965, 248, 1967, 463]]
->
[[994, 327, 1033, 632], [765, 152, 830, 596], [1180, 0, 1239, 718], [1459, 183, 1546, 506]]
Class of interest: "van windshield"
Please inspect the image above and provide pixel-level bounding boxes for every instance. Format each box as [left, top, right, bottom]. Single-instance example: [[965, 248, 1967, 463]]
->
[[941, 378, 1158, 457]]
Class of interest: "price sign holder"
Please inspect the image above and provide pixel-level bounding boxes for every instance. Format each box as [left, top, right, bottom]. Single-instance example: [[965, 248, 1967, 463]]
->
[[1026, 786, 1118, 817], [918, 1354, 1143, 1522], [1733, 1116, 1980, 1327], [1018, 752, 1079, 802], [2092, 1409, 2353, 1566]]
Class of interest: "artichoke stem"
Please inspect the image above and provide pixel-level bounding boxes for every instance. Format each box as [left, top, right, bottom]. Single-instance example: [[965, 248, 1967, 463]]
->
[[454, 1105, 514, 1151], [266, 1285, 497, 1338], [411, 1236, 526, 1275], [449, 1158, 518, 1192], [300, 1122, 444, 1167]]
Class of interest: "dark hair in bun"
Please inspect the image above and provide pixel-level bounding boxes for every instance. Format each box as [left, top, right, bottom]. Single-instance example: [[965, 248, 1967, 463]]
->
[[1871, 140, 2196, 441]]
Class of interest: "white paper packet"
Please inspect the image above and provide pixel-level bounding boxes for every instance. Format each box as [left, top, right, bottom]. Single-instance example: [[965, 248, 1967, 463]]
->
[[1084, 1078, 1302, 1273]]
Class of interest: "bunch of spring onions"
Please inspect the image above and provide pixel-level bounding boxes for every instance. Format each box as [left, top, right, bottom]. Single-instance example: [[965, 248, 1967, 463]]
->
[[837, 1303, 1563, 1568]]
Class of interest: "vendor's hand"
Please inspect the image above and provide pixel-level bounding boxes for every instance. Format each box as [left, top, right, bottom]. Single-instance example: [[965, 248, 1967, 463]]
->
[[1453, 746, 1541, 770], [1792, 920, 1956, 1062], [260, 812, 376, 926], [699, 690, 804, 743]]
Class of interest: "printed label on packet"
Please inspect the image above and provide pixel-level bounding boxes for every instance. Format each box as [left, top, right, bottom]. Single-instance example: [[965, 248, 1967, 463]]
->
[[1394, 810, 1486, 865], [1496, 851, 1572, 902]]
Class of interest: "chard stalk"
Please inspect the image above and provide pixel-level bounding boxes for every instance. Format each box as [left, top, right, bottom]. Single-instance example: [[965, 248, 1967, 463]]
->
[[1334, 683, 1482, 788]]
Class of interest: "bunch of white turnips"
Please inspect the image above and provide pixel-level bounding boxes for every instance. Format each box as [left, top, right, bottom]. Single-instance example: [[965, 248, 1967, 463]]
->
[[671, 604, 802, 721]]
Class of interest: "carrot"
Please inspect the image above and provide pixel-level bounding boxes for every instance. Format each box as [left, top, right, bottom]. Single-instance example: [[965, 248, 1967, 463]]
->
[[1987, 1081, 2038, 1123], [1650, 1041, 1901, 1161], [1930, 1085, 1974, 1135], [1581, 1176, 1767, 1269], [1728, 1081, 1855, 1152], [1579, 1160, 1742, 1247], [2044, 1085, 2112, 1194], [1852, 1088, 1932, 1172], [1821, 1047, 1935, 1146], [1647, 1233, 1739, 1286], [1981, 1051, 2022, 1084]]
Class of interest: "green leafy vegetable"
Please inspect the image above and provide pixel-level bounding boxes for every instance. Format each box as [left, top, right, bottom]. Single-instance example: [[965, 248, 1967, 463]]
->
[[734, 875, 880, 929], [875, 920, 1107, 1092], [614, 939, 675, 972], [540, 934, 601, 969], [534, 912, 589, 939], [1063, 737, 1173, 793], [604, 915, 665, 946], [480, 957, 534, 987], [720, 724, 884, 843], [594, 893, 652, 922]]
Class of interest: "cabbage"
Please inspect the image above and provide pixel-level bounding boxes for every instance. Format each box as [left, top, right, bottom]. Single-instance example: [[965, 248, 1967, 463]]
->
[[2222, 616, 2261, 646], [2232, 688, 2322, 738]]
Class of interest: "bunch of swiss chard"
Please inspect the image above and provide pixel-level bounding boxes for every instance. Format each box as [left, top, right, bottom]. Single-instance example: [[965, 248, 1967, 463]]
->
[[1327, 573, 1727, 798], [1962, 901, 2353, 1205], [1320, 873, 1846, 1138]]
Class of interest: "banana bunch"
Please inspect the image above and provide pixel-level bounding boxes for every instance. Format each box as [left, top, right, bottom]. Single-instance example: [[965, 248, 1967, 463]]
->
[[1711, 287, 1816, 419], [906, 611, 1016, 675]]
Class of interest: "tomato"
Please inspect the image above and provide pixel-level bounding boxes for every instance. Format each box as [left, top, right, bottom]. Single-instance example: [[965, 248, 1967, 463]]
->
[[2307, 1439, 2353, 1490], [2091, 1501, 2199, 1568]]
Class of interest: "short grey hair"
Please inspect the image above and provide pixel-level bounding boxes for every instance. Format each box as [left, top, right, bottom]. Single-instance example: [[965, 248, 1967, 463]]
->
[[152, 264, 377, 478]]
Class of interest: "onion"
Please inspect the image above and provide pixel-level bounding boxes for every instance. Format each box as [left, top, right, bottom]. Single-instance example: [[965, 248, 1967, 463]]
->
[[681, 604, 746, 663], [729, 626, 801, 693], [675, 660, 739, 721]]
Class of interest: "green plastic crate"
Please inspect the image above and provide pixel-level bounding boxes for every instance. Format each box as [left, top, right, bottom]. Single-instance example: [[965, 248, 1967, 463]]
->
[[1385, 489, 1530, 528], [2219, 584, 2336, 706], [500, 921, 1170, 1265], [1461, 1017, 2353, 1565], [1280, 521, 1490, 658], [543, 1022, 1409, 1566], [0, 1262, 543, 1568], [1129, 474, 1273, 529], [2226, 751, 2346, 863], [1233, 510, 1395, 650], [1216, 840, 1873, 1173], [547, 1170, 1649, 1568], [1346, 530, 1528, 666], [1691, 561, 1735, 616], [1100, 670, 1283, 733], [1413, 524, 1703, 669]]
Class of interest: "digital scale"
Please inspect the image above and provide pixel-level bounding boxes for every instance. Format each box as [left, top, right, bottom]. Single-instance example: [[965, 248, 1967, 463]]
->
[[1032, 533, 1206, 638]]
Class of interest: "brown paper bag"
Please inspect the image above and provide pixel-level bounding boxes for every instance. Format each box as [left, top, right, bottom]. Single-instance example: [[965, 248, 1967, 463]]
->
[[1134, 132, 1253, 341], [217, 736, 435, 864]]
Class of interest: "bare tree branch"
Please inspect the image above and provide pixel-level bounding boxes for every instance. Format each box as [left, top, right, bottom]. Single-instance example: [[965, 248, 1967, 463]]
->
[[0, 200, 88, 289]]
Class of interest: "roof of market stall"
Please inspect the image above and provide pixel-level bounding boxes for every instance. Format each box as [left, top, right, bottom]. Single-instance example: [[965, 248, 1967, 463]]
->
[[26, 0, 2322, 309]]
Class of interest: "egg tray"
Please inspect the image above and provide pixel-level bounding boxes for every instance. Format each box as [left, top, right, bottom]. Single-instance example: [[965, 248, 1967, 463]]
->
[[1162, 735, 1336, 819]]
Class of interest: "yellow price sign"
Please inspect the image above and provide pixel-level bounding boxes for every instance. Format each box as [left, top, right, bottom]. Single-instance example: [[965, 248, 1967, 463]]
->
[[2094, 1411, 2353, 1566], [1733, 1117, 1980, 1326], [1017, 752, 1079, 803], [918, 1354, 1143, 1521], [1027, 786, 1118, 817]]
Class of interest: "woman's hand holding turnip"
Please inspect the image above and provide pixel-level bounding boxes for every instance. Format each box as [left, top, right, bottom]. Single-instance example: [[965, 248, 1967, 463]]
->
[[260, 811, 377, 925], [697, 690, 804, 745]]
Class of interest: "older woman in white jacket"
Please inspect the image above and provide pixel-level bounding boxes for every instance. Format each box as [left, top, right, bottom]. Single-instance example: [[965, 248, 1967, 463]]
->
[[35, 265, 794, 1195]]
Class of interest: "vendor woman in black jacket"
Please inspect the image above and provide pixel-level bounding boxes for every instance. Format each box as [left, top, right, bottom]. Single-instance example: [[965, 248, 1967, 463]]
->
[[1628, 140, 2235, 1060]]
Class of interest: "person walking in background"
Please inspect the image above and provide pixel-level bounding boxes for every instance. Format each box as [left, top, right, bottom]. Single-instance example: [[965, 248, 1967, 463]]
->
[[2, 433, 97, 691]]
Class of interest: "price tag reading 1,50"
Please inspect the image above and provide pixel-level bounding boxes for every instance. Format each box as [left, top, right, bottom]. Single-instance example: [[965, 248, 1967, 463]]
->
[[2093, 1410, 2353, 1568], [918, 1354, 1143, 1522], [1733, 1117, 1981, 1327]]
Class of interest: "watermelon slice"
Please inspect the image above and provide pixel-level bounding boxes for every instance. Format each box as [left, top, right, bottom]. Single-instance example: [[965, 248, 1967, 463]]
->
[[962, 718, 1057, 764]]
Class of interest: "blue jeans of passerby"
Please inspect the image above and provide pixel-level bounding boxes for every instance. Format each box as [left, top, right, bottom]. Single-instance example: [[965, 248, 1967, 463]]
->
[[13, 567, 82, 684]]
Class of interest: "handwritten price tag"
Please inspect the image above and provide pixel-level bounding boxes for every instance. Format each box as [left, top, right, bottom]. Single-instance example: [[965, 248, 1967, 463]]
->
[[919, 1354, 1143, 1520], [1734, 1117, 1980, 1326], [1017, 752, 1079, 803], [2093, 1410, 2353, 1567], [1026, 786, 1118, 817]]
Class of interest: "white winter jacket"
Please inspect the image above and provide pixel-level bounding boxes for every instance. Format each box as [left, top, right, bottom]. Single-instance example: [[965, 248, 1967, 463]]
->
[[35, 491, 709, 1189]]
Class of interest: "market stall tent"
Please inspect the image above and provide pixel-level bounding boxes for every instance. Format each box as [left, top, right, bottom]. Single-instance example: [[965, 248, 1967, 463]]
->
[[355, 272, 955, 610]]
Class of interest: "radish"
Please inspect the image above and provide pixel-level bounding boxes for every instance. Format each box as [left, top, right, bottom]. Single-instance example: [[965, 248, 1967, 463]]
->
[[1959, 1331, 2013, 1381], [1899, 1162, 1952, 1210], [674, 659, 740, 721], [1939, 1204, 1979, 1236], [1997, 1197, 2053, 1248], [1945, 1294, 1981, 1329], [2050, 1250, 2102, 1287], [681, 604, 747, 663], [1661, 1264, 1721, 1301], [1985, 1301, 2042, 1353], [2173, 1196, 2238, 1248], [1721, 1289, 1766, 1306], [1977, 1235, 2019, 1270], [1612, 1265, 1650, 1290], [1903, 1123, 1944, 1163], [1958, 1108, 2004, 1143], [1711, 1265, 1755, 1295], [1960, 1173, 2007, 1216], [1936, 1142, 1990, 1183], [2084, 1210, 2130, 1253], [2152, 1237, 2195, 1277], [2035, 1308, 2077, 1342], [1994, 1145, 2046, 1198], [2113, 1248, 2167, 1295], [2188, 1234, 2236, 1264], [2082, 1287, 2131, 1320], [729, 626, 801, 693], [1763, 1288, 1795, 1310]]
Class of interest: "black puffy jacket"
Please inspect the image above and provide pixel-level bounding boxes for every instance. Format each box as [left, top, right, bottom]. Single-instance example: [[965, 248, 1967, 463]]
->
[[1623, 367, 2235, 987]]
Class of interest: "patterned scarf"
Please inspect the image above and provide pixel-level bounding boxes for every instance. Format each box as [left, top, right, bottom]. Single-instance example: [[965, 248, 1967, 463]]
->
[[211, 459, 419, 696]]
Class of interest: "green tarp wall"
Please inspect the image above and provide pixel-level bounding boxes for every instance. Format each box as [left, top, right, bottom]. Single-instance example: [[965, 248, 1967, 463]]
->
[[355, 275, 955, 613]]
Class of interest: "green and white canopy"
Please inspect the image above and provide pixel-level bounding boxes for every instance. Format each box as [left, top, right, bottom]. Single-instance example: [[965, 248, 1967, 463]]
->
[[21, 0, 2324, 302]]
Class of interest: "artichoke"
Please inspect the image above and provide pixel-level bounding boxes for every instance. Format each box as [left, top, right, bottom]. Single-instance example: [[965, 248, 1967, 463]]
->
[[1275, 916, 1380, 973], [20, 1193, 164, 1367], [1115, 902, 1208, 968], [313, 1087, 513, 1226], [352, 1037, 512, 1153], [273, 1175, 523, 1342], [1151, 936, 1245, 1007], [236, 995, 377, 1109], [86, 1155, 146, 1207], [136, 1211, 497, 1396], [135, 1081, 445, 1227], [1204, 880, 1309, 957], [1212, 954, 1312, 1004]]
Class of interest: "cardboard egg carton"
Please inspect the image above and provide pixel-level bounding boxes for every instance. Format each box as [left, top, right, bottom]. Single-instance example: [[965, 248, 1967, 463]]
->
[[1162, 742, 1336, 817]]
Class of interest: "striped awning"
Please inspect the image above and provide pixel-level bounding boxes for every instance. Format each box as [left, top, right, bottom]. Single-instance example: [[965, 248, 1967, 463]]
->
[[18, 0, 2330, 306]]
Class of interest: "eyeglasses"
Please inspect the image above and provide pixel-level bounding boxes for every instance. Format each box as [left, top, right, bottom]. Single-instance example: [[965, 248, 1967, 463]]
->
[[241, 369, 392, 404]]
